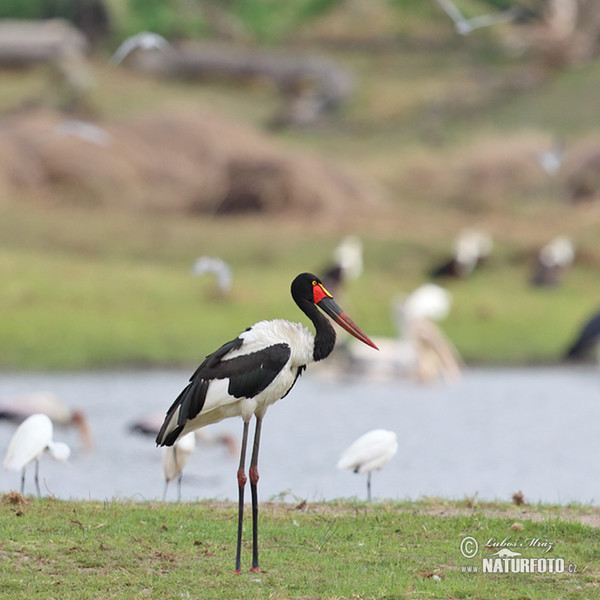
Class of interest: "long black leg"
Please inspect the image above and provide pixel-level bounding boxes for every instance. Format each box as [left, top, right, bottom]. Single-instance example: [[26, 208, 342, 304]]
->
[[20, 468, 26, 495], [34, 460, 41, 498], [366, 471, 372, 502], [249, 416, 264, 572], [234, 420, 250, 574]]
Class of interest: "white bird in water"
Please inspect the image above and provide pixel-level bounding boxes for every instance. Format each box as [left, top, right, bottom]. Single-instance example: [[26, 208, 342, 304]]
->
[[155, 272, 378, 573], [0, 392, 95, 451], [337, 429, 398, 502], [435, 0, 518, 36], [3, 413, 71, 497], [162, 432, 196, 501], [110, 31, 173, 65], [191, 256, 233, 296]]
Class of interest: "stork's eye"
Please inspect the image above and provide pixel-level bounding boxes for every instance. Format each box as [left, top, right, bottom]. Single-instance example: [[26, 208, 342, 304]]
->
[[312, 280, 317, 286]]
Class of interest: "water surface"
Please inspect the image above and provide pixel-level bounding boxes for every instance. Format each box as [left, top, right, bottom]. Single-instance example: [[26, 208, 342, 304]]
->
[[0, 367, 597, 504]]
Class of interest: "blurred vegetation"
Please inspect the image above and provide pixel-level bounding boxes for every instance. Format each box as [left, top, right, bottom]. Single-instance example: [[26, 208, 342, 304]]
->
[[0, 1, 599, 369]]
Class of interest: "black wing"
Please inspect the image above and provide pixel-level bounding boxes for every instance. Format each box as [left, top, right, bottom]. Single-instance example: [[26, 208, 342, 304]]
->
[[156, 335, 291, 446]]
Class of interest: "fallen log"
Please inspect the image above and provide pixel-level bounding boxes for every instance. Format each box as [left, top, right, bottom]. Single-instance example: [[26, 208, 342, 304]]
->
[[0, 19, 88, 67], [120, 41, 355, 127]]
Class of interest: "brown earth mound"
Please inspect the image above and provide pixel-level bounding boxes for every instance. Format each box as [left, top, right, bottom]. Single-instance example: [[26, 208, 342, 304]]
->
[[0, 108, 386, 219]]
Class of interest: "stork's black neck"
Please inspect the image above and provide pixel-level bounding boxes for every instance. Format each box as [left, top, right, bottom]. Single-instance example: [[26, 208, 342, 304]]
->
[[296, 298, 337, 362]]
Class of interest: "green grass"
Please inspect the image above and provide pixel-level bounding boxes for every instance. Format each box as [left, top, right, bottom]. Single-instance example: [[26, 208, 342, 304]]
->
[[0, 201, 597, 370], [1, 496, 598, 600]]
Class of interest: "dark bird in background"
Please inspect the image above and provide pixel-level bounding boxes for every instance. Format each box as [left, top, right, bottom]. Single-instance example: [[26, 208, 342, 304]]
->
[[430, 230, 493, 279], [563, 310, 600, 361], [321, 236, 363, 297], [154, 272, 378, 573], [530, 236, 575, 288]]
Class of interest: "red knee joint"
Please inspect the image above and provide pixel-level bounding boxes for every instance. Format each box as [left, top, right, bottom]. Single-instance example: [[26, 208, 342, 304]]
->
[[249, 465, 259, 485], [237, 468, 247, 487]]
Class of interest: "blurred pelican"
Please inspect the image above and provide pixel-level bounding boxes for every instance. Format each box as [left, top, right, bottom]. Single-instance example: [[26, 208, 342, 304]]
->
[[430, 230, 493, 279], [162, 432, 196, 501], [340, 283, 462, 383], [337, 429, 398, 501], [191, 256, 232, 296], [3, 413, 71, 497], [530, 236, 574, 287], [435, 0, 518, 36], [0, 392, 94, 451], [110, 32, 173, 65]]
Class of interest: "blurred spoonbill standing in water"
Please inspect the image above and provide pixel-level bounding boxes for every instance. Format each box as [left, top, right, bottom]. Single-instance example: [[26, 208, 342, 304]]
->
[[337, 429, 398, 501], [3, 414, 71, 497], [155, 272, 378, 573]]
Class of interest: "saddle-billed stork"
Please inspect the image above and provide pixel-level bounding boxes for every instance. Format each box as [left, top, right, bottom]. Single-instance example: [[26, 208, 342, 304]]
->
[[155, 272, 378, 573]]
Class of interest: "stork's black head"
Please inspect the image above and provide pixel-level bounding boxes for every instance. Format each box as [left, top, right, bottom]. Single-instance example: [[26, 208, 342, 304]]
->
[[291, 272, 378, 350]]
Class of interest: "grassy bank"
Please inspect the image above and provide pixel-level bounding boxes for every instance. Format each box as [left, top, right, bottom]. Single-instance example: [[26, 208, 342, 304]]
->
[[0, 199, 598, 370], [1, 495, 598, 599]]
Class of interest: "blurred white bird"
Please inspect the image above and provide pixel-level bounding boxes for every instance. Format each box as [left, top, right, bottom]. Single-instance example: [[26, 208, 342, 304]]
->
[[191, 256, 233, 296], [537, 139, 565, 175], [530, 235, 575, 287], [337, 429, 398, 501], [0, 392, 95, 451], [110, 32, 173, 65], [162, 432, 196, 501], [435, 0, 518, 36], [340, 283, 462, 383], [4, 413, 71, 497], [430, 229, 493, 279], [321, 236, 363, 296], [54, 120, 111, 147]]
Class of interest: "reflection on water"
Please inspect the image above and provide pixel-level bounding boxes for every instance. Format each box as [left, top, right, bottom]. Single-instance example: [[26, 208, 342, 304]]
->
[[0, 367, 598, 504]]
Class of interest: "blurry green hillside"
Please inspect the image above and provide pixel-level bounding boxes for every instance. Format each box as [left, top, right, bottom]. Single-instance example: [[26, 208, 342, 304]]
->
[[0, 0, 599, 369]]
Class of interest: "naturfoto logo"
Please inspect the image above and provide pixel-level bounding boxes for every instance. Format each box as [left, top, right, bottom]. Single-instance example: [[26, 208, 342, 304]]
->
[[459, 535, 578, 574]]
